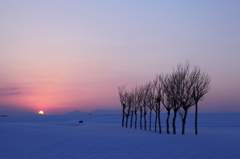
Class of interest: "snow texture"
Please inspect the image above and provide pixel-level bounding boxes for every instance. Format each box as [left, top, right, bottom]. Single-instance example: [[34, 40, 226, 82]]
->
[[1, 113, 240, 159]]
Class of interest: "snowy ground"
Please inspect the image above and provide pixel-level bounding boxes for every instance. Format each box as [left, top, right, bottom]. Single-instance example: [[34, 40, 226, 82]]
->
[[1, 113, 240, 159]]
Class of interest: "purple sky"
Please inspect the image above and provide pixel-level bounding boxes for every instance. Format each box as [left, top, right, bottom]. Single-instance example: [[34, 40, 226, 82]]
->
[[0, 0, 240, 115]]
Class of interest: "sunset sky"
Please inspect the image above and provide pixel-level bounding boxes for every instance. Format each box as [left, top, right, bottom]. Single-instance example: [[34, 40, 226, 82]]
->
[[0, 1, 240, 115]]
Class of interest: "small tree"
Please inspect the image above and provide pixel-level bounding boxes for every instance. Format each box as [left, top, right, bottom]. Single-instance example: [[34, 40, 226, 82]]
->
[[118, 85, 127, 127], [133, 85, 142, 129], [142, 82, 152, 130], [148, 82, 156, 131], [152, 78, 159, 132], [138, 85, 145, 130], [125, 92, 133, 128], [130, 93, 135, 128]]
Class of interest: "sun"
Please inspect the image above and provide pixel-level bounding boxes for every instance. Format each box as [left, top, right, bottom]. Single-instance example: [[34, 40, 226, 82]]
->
[[39, 111, 44, 115]]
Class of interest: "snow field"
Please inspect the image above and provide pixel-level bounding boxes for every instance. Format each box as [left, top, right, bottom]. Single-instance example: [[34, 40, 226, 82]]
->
[[1, 113, 240, 159]]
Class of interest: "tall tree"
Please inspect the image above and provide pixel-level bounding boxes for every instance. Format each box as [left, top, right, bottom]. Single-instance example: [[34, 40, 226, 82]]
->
[[168, 61, 190, 134], [160, 74, 172, 134], [179, 65, 211, 135], [154, 74, 166, 134], [177, 65, 197, 134], [164, 76, 180, 134], [192, 67, 211, 135]]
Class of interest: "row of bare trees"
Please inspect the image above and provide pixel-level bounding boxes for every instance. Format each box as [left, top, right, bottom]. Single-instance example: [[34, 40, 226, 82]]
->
[[118, 61, 210, 135]]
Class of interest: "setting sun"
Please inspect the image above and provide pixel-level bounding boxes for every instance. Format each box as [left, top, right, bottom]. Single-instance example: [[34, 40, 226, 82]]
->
[[39, 111, 44, 115]]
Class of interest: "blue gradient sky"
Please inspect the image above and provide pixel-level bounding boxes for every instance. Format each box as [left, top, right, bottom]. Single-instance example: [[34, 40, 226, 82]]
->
[[0, 0, 240, 115]]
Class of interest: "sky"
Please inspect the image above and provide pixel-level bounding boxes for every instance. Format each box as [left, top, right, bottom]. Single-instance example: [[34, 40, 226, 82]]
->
[[0, 0, 240, 115]]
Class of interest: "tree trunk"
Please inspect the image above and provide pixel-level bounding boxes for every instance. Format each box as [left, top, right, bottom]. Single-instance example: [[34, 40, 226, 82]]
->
[[125, 115, 129, 128], [154, 111, 157, 132], [140, 108, 143, 130], [130, 111, 134, 128], [134, 112, 138, 129], [166, 110, 170, 134], [172, 110, 177, 134], [122, 108, 125, 127], [158, 109, 161, 134], [144, 113, 147, 130], [149, 109, 152, 131], [182, 109, 188, 135], [195, 102, 198, 135]]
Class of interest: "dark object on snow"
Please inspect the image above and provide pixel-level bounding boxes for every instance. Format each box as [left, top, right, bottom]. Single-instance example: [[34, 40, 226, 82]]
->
[[79, 121, 83, 123], [0, 115, 9, 117]]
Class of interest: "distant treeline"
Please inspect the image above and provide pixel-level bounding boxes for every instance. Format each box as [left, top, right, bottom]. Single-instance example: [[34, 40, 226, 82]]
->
[[118, 61, 210, 135]]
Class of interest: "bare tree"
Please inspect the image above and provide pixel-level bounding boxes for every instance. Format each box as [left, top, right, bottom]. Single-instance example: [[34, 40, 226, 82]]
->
[[154, 74, 167, 134], [164, 99, 172, 134], [139, 98, 143, 130], [118, 85, 127, 127], [118, 61, 210, 135], [178, 65, 197, 134], [148, 82, 156, 131], [152, 78, 159, 132], [159, 74, 172, 134], [130, 91, 135, 128], [133, 85, 142, 129], [153, 102, 158, 132], [164, 76, 180, 134], [142, 82, 152, 130], [178, 96, 195, 135], [125, 92, 133, 128], [167, 61, 190, 134], [135, 85, 145, 130], [192, 67, 211, 135], [179, 65, 211, 135]]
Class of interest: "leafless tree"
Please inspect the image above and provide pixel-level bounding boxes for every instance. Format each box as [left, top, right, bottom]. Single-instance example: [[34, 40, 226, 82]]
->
[[134, 85, 145, 130], [118, 85, 127, 127], [130, 90, 137, 128], [178, 94, 195, 135], [125, 92, 133, 128], [177, 65, 197, 134], [142, 82, 152, 130], [164, 77, 179, 134], [164, 99, 172, 134], [151, 77, 159, 132], [147, 82, 156, 131], [178, 65, 210, 135], [133, 85, 142, 129], [118, 61, 210, 135], [159, 74, 172, 134], [153, 101, 158, 132], [154, 74, 167, 134], [167, 62, 190, 134], [192, 67, 211, 135]]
